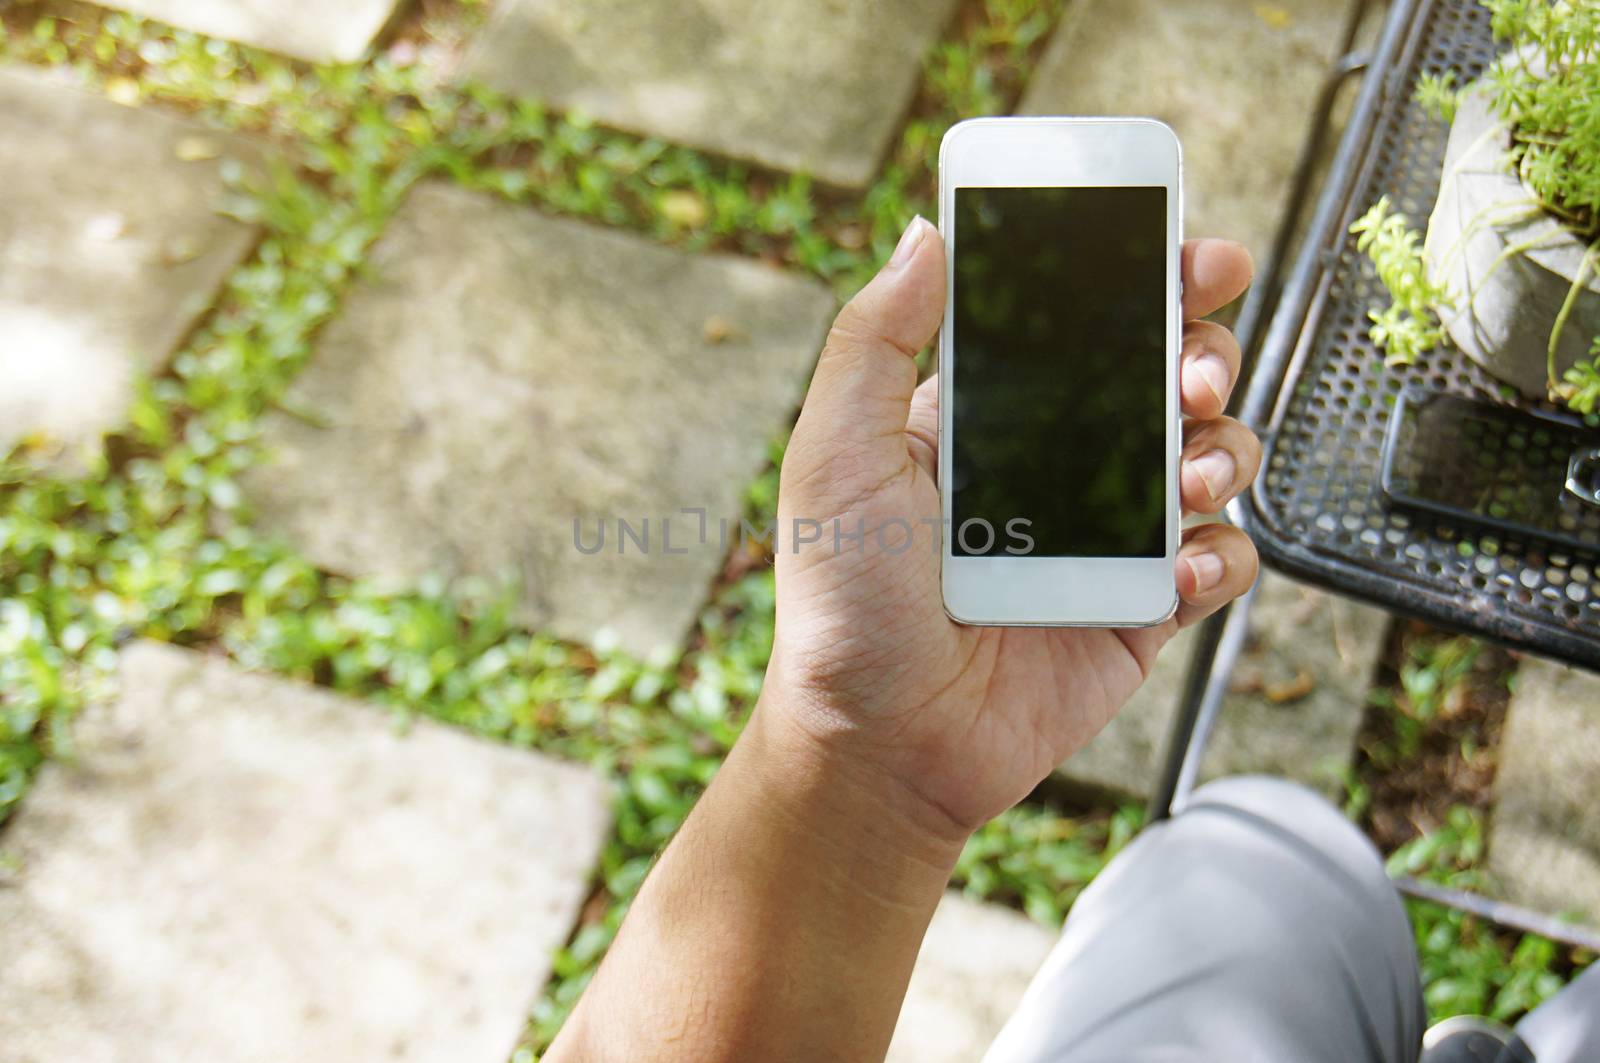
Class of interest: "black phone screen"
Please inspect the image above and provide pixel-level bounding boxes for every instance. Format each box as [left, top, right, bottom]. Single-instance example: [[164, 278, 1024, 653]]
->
[[950, 186, 1168, 557]]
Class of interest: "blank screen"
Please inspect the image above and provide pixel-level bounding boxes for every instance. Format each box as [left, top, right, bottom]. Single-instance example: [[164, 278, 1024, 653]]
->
[[950, 186, 1167, 557]]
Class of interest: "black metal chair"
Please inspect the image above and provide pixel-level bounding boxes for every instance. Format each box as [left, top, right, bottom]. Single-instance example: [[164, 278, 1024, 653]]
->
[[1146, 0, 1600, 954]]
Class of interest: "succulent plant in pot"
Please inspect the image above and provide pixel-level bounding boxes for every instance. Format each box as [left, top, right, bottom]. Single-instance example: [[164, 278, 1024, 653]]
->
[[1354, 0, 1600, 413]]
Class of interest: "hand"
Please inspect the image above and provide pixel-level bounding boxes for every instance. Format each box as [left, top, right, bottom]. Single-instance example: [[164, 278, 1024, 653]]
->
[[549, 217, 1261, 1063], [763, 216, 1261, 840]]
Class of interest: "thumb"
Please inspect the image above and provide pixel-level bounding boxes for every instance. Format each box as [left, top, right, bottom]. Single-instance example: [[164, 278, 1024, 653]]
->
[[791, 217, 946, 474]]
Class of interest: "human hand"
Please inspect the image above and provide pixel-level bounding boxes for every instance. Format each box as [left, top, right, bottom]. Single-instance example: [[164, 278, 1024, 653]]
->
[[550, 218, 1260, 1063], [761, 216, 1261, 840]]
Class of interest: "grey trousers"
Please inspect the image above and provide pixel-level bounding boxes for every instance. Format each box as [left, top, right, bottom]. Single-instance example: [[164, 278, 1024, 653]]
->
[[983, 776, 1600, 1063]]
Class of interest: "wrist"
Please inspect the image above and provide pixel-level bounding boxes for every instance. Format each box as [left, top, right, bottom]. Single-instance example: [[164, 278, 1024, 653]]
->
[[551, 665, 967, 1063], [741, 678, 971, 886]]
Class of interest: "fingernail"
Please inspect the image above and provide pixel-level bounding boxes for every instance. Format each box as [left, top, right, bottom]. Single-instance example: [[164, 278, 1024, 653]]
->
[[1184, 551, 1225, 594], [1188, 448, 1236, 501], [888, 215, 928, 269], [1191, 351, 1230, 406]]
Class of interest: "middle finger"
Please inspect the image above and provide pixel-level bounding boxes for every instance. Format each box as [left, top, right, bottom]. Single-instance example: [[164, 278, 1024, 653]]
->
[[1180, 319, 1243, 421]]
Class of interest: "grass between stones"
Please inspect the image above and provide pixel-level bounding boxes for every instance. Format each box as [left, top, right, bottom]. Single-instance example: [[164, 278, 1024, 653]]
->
[[1351, 624, 1514, 852], [0, 0, 1585, 1048], [1352, 624, 1595, 1020]]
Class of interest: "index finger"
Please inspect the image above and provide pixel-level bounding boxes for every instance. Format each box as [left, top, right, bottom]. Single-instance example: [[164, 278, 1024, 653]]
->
[[1182, 239, 1254, 320]]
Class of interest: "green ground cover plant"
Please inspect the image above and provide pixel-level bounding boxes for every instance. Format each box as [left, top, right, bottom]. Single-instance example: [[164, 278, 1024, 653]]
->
[[0, 0, 1587, 1050], [1392, 807, 1592, 1020], [1366, 634, 1484, 765], [1351, 626, 1594, 1022]]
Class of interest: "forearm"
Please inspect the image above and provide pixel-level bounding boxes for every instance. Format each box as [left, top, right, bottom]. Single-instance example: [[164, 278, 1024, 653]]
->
[[547, 684, 967, 1062]]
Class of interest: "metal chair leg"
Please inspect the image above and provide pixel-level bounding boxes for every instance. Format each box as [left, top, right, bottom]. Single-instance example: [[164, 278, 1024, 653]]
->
[[1147, 581, 1258, 822], [1395, 876, 1600, 953]]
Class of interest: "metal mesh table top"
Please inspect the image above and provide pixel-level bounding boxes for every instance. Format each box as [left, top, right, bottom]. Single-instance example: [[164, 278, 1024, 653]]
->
[[1238, 0, 1600, 669]]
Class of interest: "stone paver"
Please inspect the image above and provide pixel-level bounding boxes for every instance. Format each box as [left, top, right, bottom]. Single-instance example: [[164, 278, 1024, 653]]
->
[[462, 0, 960, 188], [0, 67, 261, 462], [0, 641, 612, 1063], [1057, 571, 1388, 800], [886, 893, 1056, 1063], [84, 0, 401, 63], [244, 182, 834, 659], [1489, 658, 1600, 925], [1022, 0, 1351, 263]]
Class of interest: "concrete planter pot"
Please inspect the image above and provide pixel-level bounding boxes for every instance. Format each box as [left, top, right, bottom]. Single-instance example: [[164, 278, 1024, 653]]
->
[[1425, 81, 1600, 399]]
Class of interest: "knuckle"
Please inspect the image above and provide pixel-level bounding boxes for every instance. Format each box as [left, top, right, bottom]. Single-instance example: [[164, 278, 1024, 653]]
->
[[1216, 417, 1255, 444], [1183, 319, 1242, 363], [1183, 417, 1229, 453], [825, 305, 918, 363]]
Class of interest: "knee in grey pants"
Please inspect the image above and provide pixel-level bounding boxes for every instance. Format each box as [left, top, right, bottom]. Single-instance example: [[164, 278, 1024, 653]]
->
[[985, 776, 1425, 1063], [983, 775, 1600, 1063]]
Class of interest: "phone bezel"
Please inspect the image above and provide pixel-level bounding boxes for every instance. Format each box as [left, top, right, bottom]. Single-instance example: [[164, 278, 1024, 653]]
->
[[938, 116, 1183, 627]]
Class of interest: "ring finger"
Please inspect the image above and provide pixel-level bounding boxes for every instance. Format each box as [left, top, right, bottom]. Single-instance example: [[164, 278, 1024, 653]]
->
[[1180, 415, 1262, 515]]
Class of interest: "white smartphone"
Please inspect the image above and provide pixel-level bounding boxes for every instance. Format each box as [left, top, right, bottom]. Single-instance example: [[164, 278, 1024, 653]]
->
[[937, 117, 1182, 627]]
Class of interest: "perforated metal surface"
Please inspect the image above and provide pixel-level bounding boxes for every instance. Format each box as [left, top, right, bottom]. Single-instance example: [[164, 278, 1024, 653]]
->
[[1247, 0, 1600, 666]]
